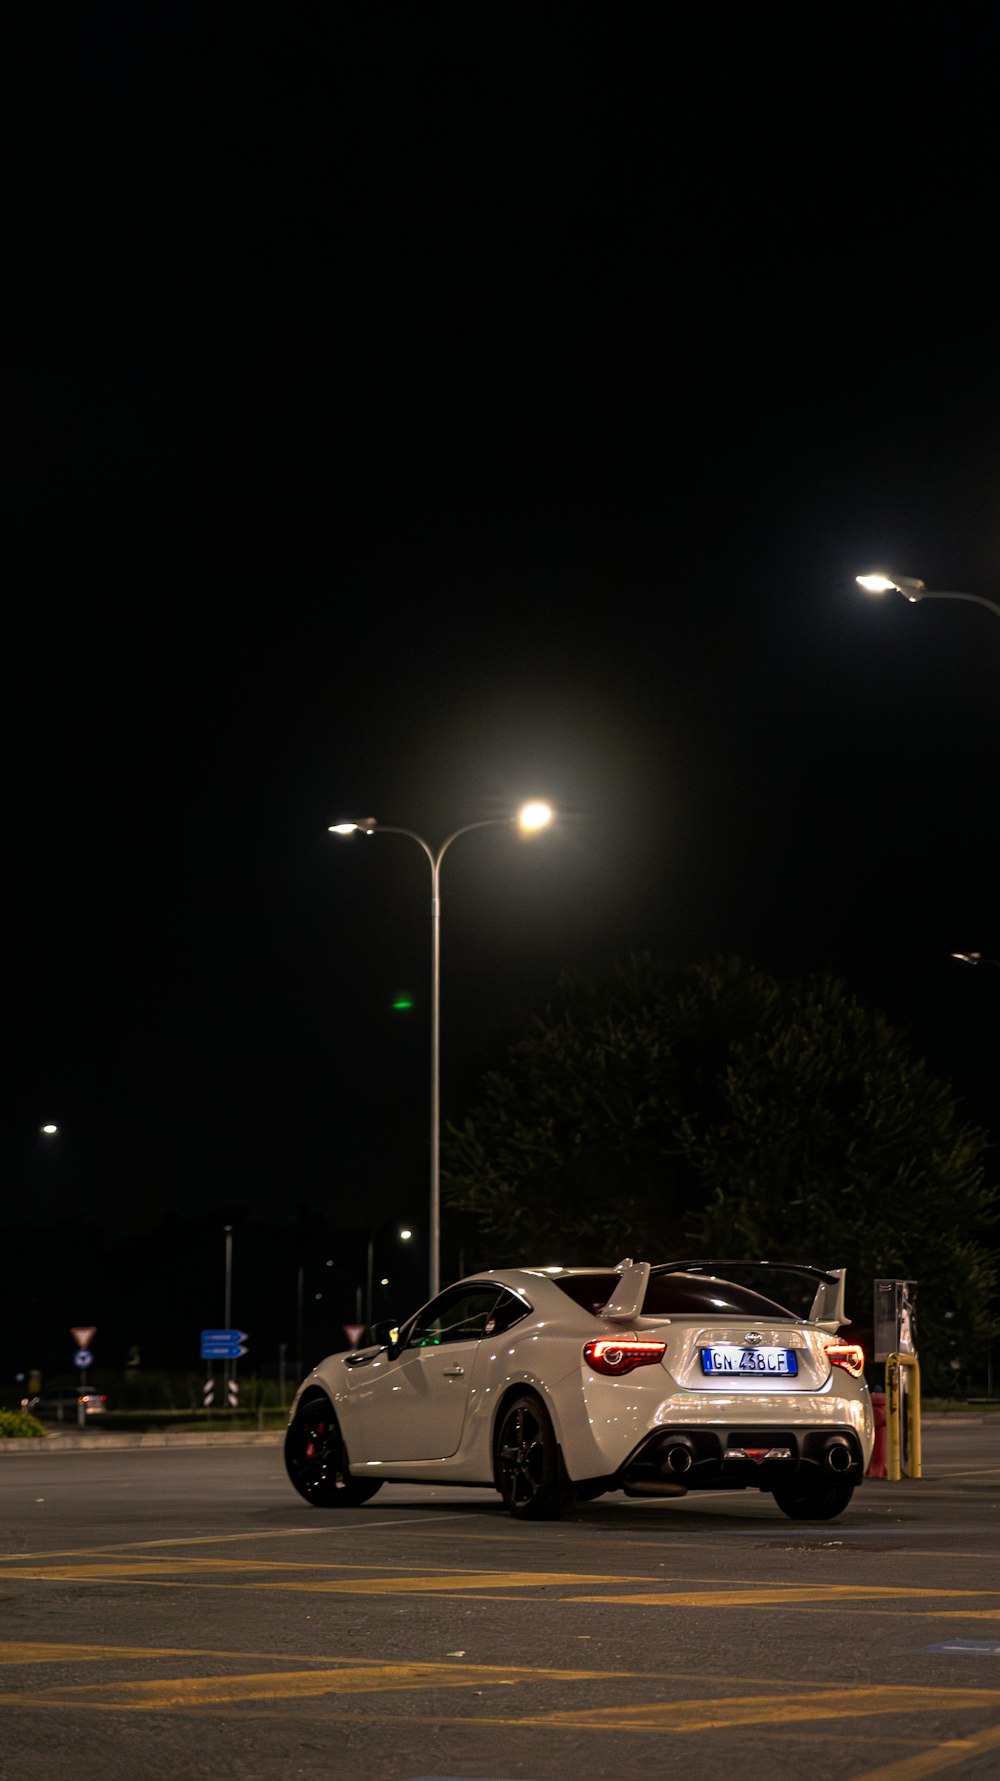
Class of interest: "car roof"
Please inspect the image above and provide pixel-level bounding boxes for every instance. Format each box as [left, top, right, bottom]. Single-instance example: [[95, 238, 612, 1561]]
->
[[462, 1263, 804, 1322]]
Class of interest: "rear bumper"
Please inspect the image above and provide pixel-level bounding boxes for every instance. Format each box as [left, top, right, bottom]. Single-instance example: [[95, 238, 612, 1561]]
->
[[620, 1422, 866, 1493], [551, 1366, 874, 1484]]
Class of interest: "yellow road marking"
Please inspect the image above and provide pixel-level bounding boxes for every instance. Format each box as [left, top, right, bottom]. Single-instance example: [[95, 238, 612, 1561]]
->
[[0, 1643, 192, 1665], [0, 1562, 633, 1593], [0, 1660, 605, 1712], [0, 1513, 469, 1565], [502, 1686, 1000, 1733], [2, 1643, 999, 1751], [7, 1558, 999, 1610], [0, 1643, 900, 1695], [1, 1662, 997, 1731], [573, 1585, 999, 1607], [935, 1609, 1000, 1620], [852, 1721, 1000, 1780]]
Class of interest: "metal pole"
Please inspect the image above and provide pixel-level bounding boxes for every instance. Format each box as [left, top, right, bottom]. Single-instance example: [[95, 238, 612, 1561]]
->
[[224, 1226, 233, 1401], [330, 816, 534, 1303], [430, 858, 441, 1298], [913, 589, 1000, 618]]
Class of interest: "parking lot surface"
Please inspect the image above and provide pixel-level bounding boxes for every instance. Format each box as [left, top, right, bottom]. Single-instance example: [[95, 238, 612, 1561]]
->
[[1, 1418, 998, 1780]]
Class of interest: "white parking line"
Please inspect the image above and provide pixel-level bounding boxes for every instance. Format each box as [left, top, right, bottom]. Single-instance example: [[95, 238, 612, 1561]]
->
[[918, 1467, 1000, 1479], [0, 1515, 474, 1566]]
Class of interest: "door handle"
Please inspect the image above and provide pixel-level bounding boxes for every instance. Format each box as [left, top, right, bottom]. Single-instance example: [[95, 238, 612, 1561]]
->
[[442, 1366, 465, 1378]]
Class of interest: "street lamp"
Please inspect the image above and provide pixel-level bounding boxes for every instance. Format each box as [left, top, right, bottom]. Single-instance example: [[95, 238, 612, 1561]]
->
[[330, 802, 554, 1298], [857, 572, 1000, 621], [951, 951, 1000, 971]]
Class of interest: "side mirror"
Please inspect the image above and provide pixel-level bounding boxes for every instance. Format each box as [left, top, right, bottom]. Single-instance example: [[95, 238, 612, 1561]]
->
[[370, 1319, 401, 1359]]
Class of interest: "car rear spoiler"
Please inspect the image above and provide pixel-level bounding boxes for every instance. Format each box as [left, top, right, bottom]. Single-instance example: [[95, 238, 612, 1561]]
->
[[599, 1258, 652, 1322], [650, 1260, 851, 1329]]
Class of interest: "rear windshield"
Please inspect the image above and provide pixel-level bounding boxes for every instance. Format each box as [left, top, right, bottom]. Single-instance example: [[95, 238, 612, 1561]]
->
[[643, 1274, 796, 1318], [552, 1270, 796, 1320]]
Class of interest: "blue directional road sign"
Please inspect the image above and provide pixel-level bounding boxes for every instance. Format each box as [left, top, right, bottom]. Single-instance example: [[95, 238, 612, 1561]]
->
[[74, 1349, 94, 1369], [200, 1329, 248, 1360]]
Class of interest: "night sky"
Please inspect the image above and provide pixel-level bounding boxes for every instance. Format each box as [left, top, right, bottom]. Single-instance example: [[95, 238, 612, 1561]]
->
[[7, 9, 998, 1374]]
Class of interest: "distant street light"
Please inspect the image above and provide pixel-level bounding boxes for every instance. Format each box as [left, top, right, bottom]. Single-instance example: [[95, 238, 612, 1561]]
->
[[330, 803, 555, 1298], [951, 951, 1000, 971], [857, 572, 1000, 621], [41, 1124, 58, 1135]]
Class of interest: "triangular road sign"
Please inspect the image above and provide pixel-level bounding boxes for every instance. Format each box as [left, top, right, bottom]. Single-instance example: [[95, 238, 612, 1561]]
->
[[71, 1326, 97, 1348], [343, 1324, 367, 1348]]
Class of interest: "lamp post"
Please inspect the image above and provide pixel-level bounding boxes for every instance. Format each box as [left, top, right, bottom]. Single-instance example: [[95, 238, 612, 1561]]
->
[[857, 573, 1000, 621], [330, 802, 554, 1298]]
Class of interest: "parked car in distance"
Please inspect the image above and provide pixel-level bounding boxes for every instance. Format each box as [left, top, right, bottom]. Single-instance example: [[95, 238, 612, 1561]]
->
[[285, 1258, 873, 1522], [24, 1391, 108, 1421]]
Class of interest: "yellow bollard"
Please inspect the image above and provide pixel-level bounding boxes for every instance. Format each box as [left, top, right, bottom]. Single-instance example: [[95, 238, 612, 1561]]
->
[[885, 1351, 922, 1481]]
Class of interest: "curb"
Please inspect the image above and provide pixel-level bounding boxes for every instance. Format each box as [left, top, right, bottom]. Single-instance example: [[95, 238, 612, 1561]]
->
[[922, 1415, 989, 1425], [3, 1415, 992, 1456], [0, 1430, 285, 1454]]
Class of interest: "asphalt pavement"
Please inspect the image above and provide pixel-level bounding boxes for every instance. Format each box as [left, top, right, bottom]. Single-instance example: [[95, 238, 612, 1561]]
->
[[1, 1419, 998, 1781]]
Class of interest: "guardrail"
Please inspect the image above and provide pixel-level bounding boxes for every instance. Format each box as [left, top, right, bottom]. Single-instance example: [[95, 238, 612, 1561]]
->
[[885, 1350, 922, 1481]]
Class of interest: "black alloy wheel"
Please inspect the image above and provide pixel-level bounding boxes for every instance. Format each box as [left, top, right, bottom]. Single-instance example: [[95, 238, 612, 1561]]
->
[[495, 1393, 576, 1520], [771, 1476, 855, 1520], [284, 1393, 383, 1508]]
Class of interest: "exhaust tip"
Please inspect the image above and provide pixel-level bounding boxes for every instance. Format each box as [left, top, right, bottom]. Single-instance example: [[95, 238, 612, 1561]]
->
[[663, 1442, 694, 1476], [824, 1438, 853, 1474]]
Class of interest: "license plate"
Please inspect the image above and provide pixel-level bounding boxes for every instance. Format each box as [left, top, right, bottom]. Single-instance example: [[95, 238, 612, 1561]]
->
[[701, 1346, 798, 1376]]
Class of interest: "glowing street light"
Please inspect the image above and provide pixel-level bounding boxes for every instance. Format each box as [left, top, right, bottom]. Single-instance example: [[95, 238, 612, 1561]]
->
[[41, 1124, 58, 1135], [518, 800, 554, 831], [857, 572, 1000, 620], [330, 803, 555, 1297]]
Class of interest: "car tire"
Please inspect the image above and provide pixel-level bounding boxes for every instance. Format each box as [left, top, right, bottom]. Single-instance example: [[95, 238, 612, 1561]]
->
[[771, 1476, 855, 1520], [495, 1393, 577, 1520], [285, 1392, 383, 1508]]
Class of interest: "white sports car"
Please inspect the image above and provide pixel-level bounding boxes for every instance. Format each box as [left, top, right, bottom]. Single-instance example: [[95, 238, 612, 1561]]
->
[[284, 1259, 874, 1521]]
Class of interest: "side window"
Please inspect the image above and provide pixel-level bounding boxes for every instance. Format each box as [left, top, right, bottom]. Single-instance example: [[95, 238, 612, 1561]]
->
[[406, 1286, 505, 1348], [486, 1288, 532, 1336]]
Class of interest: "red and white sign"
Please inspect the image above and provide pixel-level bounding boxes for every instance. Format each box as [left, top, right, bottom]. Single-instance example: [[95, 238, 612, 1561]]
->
[[71, 1326, 97, 1349], [343, 1324, 367, 1348]]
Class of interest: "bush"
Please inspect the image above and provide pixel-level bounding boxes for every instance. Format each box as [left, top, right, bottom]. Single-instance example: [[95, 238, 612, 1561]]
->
[[0, 1408, 46, 1438]]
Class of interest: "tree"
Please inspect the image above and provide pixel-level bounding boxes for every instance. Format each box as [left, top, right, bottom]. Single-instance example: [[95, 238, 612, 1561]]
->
[[444, 955, 998, 1388]]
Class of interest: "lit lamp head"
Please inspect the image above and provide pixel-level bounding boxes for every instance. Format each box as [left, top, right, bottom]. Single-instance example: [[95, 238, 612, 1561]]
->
[[329, 817, 378, 836], [517, 800, 554, 833], [856, 572, 926, 603]]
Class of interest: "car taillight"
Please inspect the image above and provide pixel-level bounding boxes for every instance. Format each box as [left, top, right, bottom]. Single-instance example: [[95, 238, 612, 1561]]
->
[[583, 1339, 667, 1376], [825, 1342, 865, 1379]]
